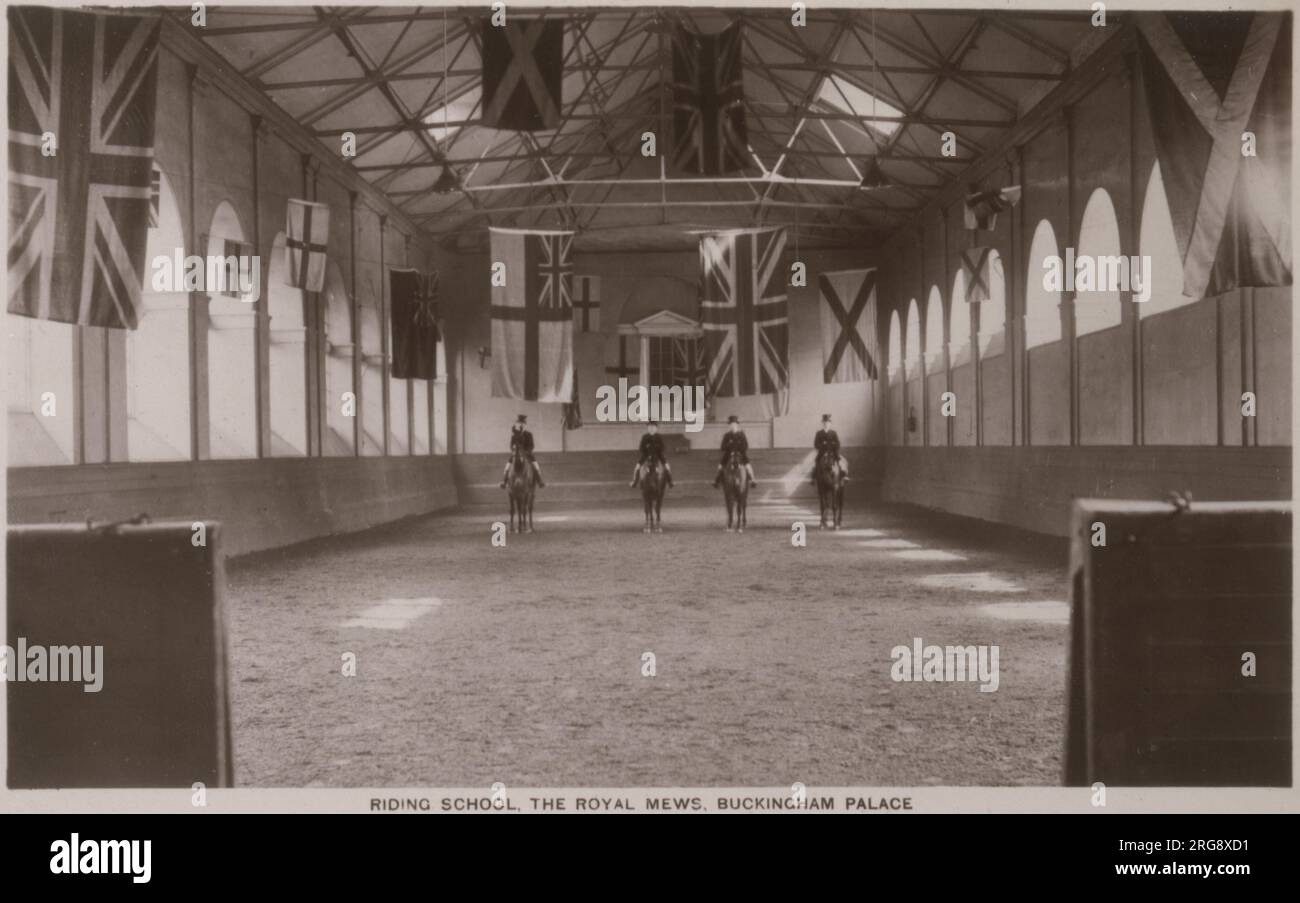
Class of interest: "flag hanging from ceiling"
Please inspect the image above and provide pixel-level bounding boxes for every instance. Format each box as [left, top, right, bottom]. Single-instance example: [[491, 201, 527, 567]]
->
[[286, 199, 330, 291], [959, 246, 997, 304], [8, 8, 160, 329], [859, 158, 889, 190], [490, 228, 574, 402], [390, 268, 440, 380], [819, 268, 879, 384], [672, 21, 749, 175], [605, 334, 638, 382], [1136, 12, 1291, 299], [481, 18, 564, 131], [963, 185, 1021, 230], [699, 228, 789, 397], [572, 274, 600, 332]]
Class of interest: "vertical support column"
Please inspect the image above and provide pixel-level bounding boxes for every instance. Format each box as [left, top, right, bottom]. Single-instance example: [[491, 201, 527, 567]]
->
[[188, 64, 210, 461], [638, 334, 650, 388], [1008, 147, 1024, 447], [403, 232, 415, 455], [302, 153, 324, 457], [942, 208, 953, 448], [917, 225, 927, 448], [1241, 288, 1257, 446], [252, 113, 271, 459], [1064, 105, 1079, 447], [378, 213, 391, 456], [349, 190, 362, 456], [1126, 51, 1144, 447]]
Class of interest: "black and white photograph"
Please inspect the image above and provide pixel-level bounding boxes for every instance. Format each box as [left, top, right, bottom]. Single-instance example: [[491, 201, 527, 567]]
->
[[1, 0, 1295, 835]]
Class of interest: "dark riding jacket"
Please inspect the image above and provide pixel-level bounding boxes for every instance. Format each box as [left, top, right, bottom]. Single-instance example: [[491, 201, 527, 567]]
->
[[814, 428, 841, 457], [719, 430, 750, 465], [510, 428, 536, 458], [638, 432, 667, 464]]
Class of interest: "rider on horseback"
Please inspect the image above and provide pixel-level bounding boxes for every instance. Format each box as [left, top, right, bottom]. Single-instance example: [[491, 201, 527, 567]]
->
[[499, 414, 545, 489], [630, 421, 675, 489], [813, 414, 850, 484], [712, 415, 757, 489]]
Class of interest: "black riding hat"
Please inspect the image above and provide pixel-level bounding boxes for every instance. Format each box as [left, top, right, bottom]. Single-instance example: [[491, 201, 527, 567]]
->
[[727, 415, 740, 423]]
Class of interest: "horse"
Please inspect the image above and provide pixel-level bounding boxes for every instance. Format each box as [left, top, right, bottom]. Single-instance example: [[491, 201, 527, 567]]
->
[[640, 457, 666, 533], [813, 448, 845, 530], [505, 448, 535, 533], [720, 451, 748, 533]]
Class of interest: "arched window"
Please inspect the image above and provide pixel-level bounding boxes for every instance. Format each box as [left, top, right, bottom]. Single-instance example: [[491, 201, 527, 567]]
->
[[949, 272, 971, 366], [127, 167, 190, 461], [358, 271, 385, 455], [6, 313, 77, 465], [267, 233, 308, 456], [390, 374, 410, 455], [322, 261, 355, 455], [904, 298, 921, 378], [1025, 219, 1063, 348], [1138, 162, 1196, 319], [1075, 187, 1123, 336], [977, 250, 1006, 357], [887, 310, 902, 383], [205, 201, 257, 458], [924, 286, 944, 373], [412, 380, 430, 454]]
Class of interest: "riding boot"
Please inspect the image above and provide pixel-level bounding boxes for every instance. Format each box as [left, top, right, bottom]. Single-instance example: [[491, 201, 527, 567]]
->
[[630, 464, 640, 488], [745, 463, 757, 488], [839, 456, 851, 481], [712, 465, 723, 489], [664, 464, 674, 488], [533, 463, 546, 488], [499, 462, 509, 489]]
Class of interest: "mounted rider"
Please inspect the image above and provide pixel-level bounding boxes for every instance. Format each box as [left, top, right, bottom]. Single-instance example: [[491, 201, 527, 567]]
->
[[712, 415, 757, 489], [499, 414, 545, 489], [813, 413, 850, 484], [630, 421, 675, 489]]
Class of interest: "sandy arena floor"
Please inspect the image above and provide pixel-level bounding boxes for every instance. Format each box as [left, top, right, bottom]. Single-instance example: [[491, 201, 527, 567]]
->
[[225, 498, 1071, 787]]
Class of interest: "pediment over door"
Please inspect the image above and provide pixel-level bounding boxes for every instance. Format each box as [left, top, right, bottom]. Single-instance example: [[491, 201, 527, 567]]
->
[[620, 309, 702, 337]]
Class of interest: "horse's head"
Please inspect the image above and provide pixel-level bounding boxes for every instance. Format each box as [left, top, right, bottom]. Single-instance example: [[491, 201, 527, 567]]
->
[[510, 448, 528, 473]]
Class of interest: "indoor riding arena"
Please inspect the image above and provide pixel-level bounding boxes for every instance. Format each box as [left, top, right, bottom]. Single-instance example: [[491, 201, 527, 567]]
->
[[5, 3, 1292, 795]]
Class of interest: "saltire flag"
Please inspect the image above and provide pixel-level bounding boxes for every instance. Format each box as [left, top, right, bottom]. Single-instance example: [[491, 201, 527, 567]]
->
[[699, 228, 789, 397], [671, 336, 707, 390], [286, 199, 330, 292], [481, 17, 564, 131], [960, 246, 996, 304], [572, 274, 600, 332], [819, 268, 879, 384], [148, 167, 161, 228], [1136, 12, 1291, 299], [605, 334, 638, 381], [672, 21, 749, 175], [389, 268, 440, 380], [963, 185, 1021, 230], [490, 228, 574, 402], [8, 8, 161, 329]]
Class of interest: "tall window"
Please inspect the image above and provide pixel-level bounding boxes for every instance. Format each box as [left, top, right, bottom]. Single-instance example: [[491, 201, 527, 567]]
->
[[977, 250, 1007, 357], [6, 312, 77, 465], [887, 310, 902, 383], [904, 299, 921, 377], [323, 262, 355, 455], [1138, 162, 1196, 319], [949, 272, 971, 367], [358, 278, 385, 456], [1025, 219, 1063, 348], [924, 287, 944, 374], [205, 201, 257, 458], [267, 233, 308, 455], [1075, 188, 1123, 336], [127, 167, 191, 461]]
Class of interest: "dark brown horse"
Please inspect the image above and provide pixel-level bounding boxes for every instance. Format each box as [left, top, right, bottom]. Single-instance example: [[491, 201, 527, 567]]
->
[[506, 447, 535, 533], [814, 448, 845, 530], [640, 458, 666, 533], [721, 451, 748, 532]]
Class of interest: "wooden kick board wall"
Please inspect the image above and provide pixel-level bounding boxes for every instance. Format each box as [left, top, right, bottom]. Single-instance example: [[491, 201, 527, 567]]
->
[[7, 521, 234, 788], [1063, 500, 1291, 787]]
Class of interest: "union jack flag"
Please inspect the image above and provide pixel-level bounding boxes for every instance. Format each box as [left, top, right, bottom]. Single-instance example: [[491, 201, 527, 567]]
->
[[8, 8, 160, 329], [672, 21, 749, 176], [537, 232, 573, 309], [671, 336, 706, 390], [699, 228, 789, 398]]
